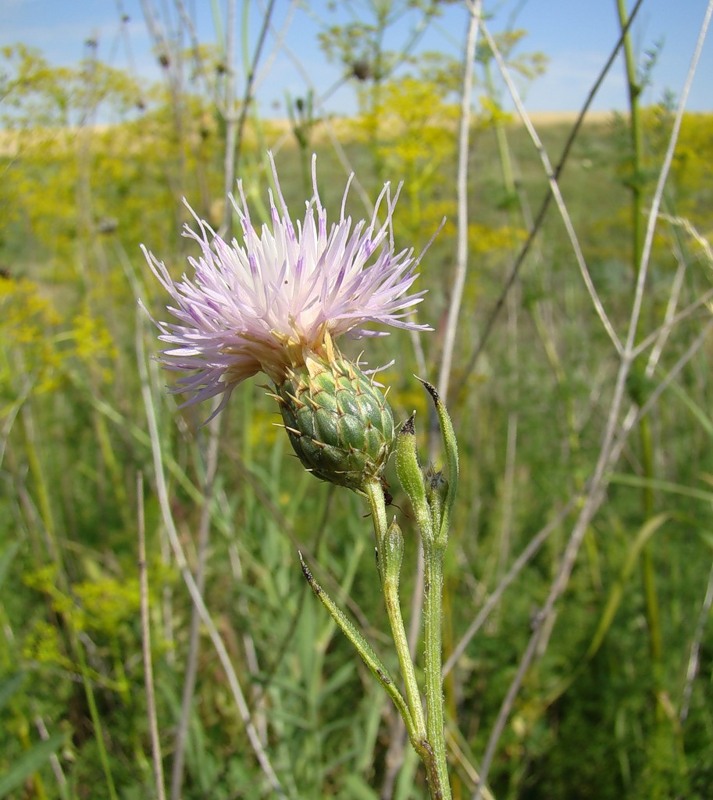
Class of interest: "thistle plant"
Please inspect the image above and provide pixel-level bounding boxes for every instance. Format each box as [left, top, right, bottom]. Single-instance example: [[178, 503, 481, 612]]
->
[[144, 153, 460, 799]]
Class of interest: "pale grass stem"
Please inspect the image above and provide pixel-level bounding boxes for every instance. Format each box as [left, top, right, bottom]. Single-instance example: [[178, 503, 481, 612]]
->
[[383, 5, 482, 794], [445, 728, 496, 800], [479, 21, 621, 355], [33, 716, 68, 799], [471, 5, 713, 796], [680, 563, 713, 724], [632, 287, 713, 360], [436, 0, 482, 405], [137, 473, 166, 800], [442, 496, 580, 678], [456, 0, 644, 387], [231, 0, 277, 214], [611, 319, 713, 467], [169, 409, 221, 800], [631, 1, 713, 346], [136, 312, 286, 797], [660, 215, 713, 263], [220, 0, 239, 237], [641, 216, 713, 368]]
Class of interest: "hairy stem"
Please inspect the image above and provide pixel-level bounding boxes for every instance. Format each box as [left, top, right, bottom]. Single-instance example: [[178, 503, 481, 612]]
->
[[423, 538, 451, 800], [364, 481, 428, 746]]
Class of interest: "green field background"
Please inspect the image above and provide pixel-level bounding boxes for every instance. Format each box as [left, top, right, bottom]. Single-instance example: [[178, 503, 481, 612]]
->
[[2, 22, 713, 800]]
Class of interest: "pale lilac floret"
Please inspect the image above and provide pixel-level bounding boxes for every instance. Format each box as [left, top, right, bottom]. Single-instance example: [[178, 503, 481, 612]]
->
[[142, 152, 431, 412]]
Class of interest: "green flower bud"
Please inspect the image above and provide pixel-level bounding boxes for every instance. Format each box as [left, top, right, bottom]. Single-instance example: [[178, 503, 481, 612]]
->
[[274, 349, 395, 492], [395, 413, 432, 539]]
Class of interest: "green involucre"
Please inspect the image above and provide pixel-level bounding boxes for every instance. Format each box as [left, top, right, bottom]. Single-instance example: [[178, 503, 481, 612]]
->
[[276, 352, 395, 491]]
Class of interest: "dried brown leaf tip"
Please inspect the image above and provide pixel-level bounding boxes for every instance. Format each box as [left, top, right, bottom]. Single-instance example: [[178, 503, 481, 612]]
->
[[416, 377, 440, 406], [400, 413, 416, 436]]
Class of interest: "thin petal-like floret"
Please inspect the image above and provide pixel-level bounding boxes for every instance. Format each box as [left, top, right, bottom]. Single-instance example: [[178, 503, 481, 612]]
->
[[143, 152, 433, 407]]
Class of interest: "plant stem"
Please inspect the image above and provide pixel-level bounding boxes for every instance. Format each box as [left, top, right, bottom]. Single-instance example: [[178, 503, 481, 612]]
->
[[616, 0, 664, 682], [297, 552, 417, 744], [364, 481, 427, 746], [423, 538, 451, 800], [137, 474, 167, 800], [365, 478, 451, 798]]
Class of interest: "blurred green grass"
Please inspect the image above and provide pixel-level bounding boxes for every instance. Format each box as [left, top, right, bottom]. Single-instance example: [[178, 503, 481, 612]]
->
[[2, 82, 713, 800]]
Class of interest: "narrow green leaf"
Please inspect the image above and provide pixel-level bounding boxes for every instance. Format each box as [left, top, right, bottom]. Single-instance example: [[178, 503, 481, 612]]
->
[[585, 513, 669, 660], [609, 473, 713, 503], [0, 674, 24, 713], [544, 513, 671, 709], [298, 552, 413, 733], [0, 542, 20, 590], [0, 733, 65, 797], [417, 378, 459, 543], [667, 380, 713, 439], [338, 773, 380, 800]]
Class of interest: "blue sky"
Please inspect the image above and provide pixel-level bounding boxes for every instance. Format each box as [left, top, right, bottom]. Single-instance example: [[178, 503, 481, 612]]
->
[[1, 0, 711, 117]]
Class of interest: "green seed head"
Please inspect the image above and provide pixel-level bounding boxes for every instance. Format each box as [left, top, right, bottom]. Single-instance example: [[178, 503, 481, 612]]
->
[[275, 348, 395, 492]]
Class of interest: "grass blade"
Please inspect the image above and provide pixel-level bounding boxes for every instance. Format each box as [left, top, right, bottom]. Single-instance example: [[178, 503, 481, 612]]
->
[[0, 733, 65, 798]]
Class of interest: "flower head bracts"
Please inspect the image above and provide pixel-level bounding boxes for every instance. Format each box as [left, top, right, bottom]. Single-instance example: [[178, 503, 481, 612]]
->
[[143, 152, 430, 413]]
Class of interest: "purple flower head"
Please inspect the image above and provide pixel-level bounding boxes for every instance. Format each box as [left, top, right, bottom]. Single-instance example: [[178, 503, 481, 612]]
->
[[142, 153, 431, 413]]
